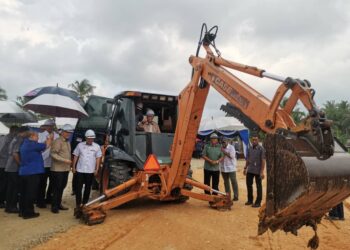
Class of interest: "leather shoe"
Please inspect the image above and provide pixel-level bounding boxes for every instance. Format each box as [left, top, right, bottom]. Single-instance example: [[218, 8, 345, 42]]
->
[[233, 197, 239, 201], [23, 212, 40, 219], [59, 205, 69, 210], [5, 207, 19, 213], [51, 208, 59, 214], [245, 201, 252, 206], [252, 203, 261, 208]]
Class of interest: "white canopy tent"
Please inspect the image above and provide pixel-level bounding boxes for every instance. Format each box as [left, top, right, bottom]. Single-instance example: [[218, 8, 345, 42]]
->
[[199, 116, 249, 157], [199, 116, 246, 131]]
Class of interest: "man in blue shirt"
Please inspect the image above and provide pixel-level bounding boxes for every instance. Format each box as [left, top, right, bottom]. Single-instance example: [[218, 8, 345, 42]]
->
[[19, 130, 52, 219]]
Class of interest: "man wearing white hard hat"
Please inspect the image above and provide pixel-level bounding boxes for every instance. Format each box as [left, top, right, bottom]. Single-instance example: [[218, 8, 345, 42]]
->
[[140, 109, 161, 133], [37, 119, 59, 208], [50, 124, 74, 214], [72, 129, 102, 216]]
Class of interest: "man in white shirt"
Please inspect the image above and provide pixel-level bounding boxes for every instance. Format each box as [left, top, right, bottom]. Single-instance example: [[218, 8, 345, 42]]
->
[[37, 119, 58, 208], [72, 129, 102, 212], [220, 137, 239, 201]]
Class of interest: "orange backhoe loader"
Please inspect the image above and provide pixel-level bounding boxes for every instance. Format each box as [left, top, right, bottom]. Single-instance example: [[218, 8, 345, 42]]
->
[[79, 24, 350, 248]]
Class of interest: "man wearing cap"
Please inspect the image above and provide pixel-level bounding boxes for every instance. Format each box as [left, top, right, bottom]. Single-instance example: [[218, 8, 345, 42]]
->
[[202, 133, 224, 194], [72, 129, 102, 215], [37, 119, 59, 208], [50, 124, 74, 213], [220, 138, 239, 201], [140, 109, 161, 133]]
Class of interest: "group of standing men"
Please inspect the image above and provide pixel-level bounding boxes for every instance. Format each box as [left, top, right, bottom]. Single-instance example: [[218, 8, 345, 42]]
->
[[202, 133, 265, 208], [0, 119, 103, 219]]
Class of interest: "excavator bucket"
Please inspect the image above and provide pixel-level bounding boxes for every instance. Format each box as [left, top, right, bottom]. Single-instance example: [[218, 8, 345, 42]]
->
[[259, 134, 350, 235]]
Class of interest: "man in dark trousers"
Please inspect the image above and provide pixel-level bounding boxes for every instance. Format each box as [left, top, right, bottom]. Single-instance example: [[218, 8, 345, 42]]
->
[[5, 126, 29, 213], [72, 129, 102, 217], [0, 126, 18, 208], [19, 130, 52, 219], [37, 119, 59, 207], [50, 124, 73, 213], [244, 135, 266, 208], [202, 133, 224, 194]]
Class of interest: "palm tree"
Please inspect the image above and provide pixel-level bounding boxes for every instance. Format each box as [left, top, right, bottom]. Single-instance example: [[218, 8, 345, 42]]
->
[[0, 87, 7, 100], [323, 100, 350, 144], [68, 79, 95, 102]]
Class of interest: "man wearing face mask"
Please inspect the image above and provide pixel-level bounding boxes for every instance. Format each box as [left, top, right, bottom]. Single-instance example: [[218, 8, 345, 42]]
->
[[244, 135, 266, 208]]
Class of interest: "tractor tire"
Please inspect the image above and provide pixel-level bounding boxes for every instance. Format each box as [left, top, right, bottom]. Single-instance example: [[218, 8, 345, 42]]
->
[[108, 162, 131, 189]]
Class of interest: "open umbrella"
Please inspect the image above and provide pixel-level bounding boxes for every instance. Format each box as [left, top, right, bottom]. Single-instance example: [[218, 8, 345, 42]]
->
[[0, 100, 37, 123], [23, 86, 88, 118], [24, 86, 82, 104]]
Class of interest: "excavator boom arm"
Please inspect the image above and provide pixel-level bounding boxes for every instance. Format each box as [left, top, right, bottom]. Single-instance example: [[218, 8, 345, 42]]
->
[[168, 44, 331, 192]]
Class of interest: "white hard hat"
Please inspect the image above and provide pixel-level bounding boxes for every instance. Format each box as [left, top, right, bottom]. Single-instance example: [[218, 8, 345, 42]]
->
[[210, 133, 219, 139], [61, 124, 74, 133], [44, 119, 55, 126], [85, 129, 96, 138], [146, 109, 155, 116]]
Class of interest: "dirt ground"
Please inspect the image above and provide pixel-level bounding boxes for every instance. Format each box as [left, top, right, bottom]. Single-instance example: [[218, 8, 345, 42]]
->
[[1, 159, 350, 250]]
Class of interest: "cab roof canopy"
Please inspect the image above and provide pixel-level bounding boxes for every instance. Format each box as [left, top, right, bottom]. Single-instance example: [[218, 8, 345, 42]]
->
[[114, 91, 177, 102]]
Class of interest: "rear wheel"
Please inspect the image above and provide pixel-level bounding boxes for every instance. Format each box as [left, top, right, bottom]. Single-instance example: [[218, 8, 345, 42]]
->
[[108, 162, 131, 188], [100, 161, 131, 194]]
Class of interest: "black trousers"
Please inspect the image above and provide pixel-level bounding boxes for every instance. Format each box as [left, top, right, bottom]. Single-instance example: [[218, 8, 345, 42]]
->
[[19, 174, 40, 216], [246, 172, 262, 204], [204, 169, 220, 195], [75, 172, 94, 206], [5, 172, 19, 210], [37, 168, 52, 205], [0, 168, 7, 204], [51, 171, 69, 210], [72, 173, 77, 194]]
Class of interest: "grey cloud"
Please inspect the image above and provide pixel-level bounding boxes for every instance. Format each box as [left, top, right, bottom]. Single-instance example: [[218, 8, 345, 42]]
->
[[1, 0, 350, 120]]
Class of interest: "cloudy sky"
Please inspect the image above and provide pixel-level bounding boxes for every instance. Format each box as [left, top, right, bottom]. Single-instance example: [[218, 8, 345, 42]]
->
[[1, 0, 349, 118]]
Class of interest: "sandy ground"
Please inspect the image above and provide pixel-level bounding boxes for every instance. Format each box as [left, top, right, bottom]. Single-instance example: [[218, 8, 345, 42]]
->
[[1, 159, 350, 250]]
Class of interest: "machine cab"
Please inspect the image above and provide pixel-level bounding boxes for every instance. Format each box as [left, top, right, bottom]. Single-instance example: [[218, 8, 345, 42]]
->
[[109, 91, 178, 169]]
